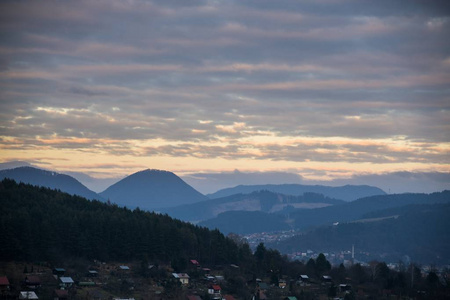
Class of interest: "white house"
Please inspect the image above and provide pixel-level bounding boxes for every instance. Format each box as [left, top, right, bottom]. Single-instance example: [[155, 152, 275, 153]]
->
[[172, 273, 190, 285]]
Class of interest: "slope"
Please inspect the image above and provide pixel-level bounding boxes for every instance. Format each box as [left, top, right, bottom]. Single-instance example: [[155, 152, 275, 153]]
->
[[0, 178, 241, 265], [100, 169, 207, 210], [199, 191, 450, 235], [272, 202, 450, 264], [0, 166, 102, 200], [162, 190, 344, 222]]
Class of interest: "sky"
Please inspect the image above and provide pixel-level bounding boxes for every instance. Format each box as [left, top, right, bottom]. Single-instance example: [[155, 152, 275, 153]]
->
[[0, 0, 449, 194]]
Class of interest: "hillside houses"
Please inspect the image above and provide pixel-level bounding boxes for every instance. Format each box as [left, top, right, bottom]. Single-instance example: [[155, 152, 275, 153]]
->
[[0, 256, 448, 299]]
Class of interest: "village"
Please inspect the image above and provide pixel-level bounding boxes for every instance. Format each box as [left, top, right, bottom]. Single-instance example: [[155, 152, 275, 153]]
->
[[0, 257, 359, 300]]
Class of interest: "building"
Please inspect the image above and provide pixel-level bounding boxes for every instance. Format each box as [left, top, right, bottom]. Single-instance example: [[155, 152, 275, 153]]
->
[[208, 284, 222, 300], [59, 277, 74, 289], [53, 268, 65, 277], [172, 273, 190, 285], [0, 276, 10, 291], [25, 276, 41, 289], [19, 291, 39, 299]]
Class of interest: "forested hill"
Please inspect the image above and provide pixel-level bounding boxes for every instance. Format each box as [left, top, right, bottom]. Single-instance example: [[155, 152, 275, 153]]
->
[[272, 202, 450, 264], [0, 179, 242, 265], [162, 190, 344, 222]]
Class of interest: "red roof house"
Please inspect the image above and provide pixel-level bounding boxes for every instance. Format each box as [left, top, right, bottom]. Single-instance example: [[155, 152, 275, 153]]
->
[[0, 276, 10, 290]]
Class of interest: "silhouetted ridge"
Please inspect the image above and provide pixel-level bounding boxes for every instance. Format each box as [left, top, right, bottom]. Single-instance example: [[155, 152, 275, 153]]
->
[[0, 166, 102, 200], [100, 169, 207, 210], [208, 184, 386, 201]]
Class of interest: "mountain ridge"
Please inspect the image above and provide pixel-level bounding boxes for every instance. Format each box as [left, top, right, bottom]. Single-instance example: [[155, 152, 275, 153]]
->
[[199, 190, 450, 234], [162, 190, 345, 222], [208, 183, 386, 201], [0, 166, 103, 201]]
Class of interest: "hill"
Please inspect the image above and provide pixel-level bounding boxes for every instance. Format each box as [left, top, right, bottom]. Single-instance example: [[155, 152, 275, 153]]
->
[[271, 202, 450, 264], [0, 166, 102, 200], [0, 178, 240, 265], [199, 191, 450, 234], [290, 191, 450, 230], [199, 210, 289, 235], [208, 184, 386, 201], [100, 169, 207, 210], [162, 190, 344, 222]]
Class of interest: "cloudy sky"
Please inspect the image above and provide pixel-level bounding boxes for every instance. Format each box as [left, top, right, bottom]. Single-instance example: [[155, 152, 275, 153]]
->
[[0, 0, 449, 193]]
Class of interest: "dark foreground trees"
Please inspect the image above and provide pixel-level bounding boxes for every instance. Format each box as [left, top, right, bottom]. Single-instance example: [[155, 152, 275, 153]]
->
[[0, 179, 239, 265]]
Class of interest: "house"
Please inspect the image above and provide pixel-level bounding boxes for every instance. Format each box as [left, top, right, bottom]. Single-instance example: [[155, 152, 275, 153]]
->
[[0, 276, 10, 291], [284, 297, 298, 300], [202, 268, 211, 275], [186, 295, 202, 300], [299, 275, 309, 283], [322, 275, 332, 283], [208, 284, 221, 295], [339, 284, 352, 292], [53, 289, 68, 300], [172, 273, 190, 285], [278, 279, 287, 289], [19, 291, 39, 299], [190, 260, 200, 267], [53, 268, 65, 277], [25, 276, 41, 289], [59, 277, 74, 288], [118, 265, 130, 271], [223, 295, 236, 300], [87, 270, 99, 277]]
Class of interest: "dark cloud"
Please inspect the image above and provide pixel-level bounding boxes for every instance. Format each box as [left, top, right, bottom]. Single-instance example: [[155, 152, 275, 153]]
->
[[0, 0, 449, 176]]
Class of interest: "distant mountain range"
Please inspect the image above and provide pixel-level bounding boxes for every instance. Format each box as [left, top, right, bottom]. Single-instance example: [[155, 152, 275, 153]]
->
[[0, 167, 102, 201], [199, 190, 450, 234], [99, 169, 208, 210], [162, 190, 345, 222], [208, 184, 386, 201]]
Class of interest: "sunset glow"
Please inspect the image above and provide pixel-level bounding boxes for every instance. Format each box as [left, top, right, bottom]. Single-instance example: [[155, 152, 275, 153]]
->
[[0, 0, 449, 192]]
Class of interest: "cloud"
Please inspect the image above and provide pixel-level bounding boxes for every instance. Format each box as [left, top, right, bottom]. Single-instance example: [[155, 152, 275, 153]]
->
[[0, 0, 449, 186]]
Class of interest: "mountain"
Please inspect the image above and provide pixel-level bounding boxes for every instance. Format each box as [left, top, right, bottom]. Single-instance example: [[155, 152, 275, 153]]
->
[[271, 202, 450, 264], [0, 166, 102, 200], [208, 184, 386, 201], [100, 169, 208, 210], [162, 190, 345, 222], [199, 191, 450, 235]]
